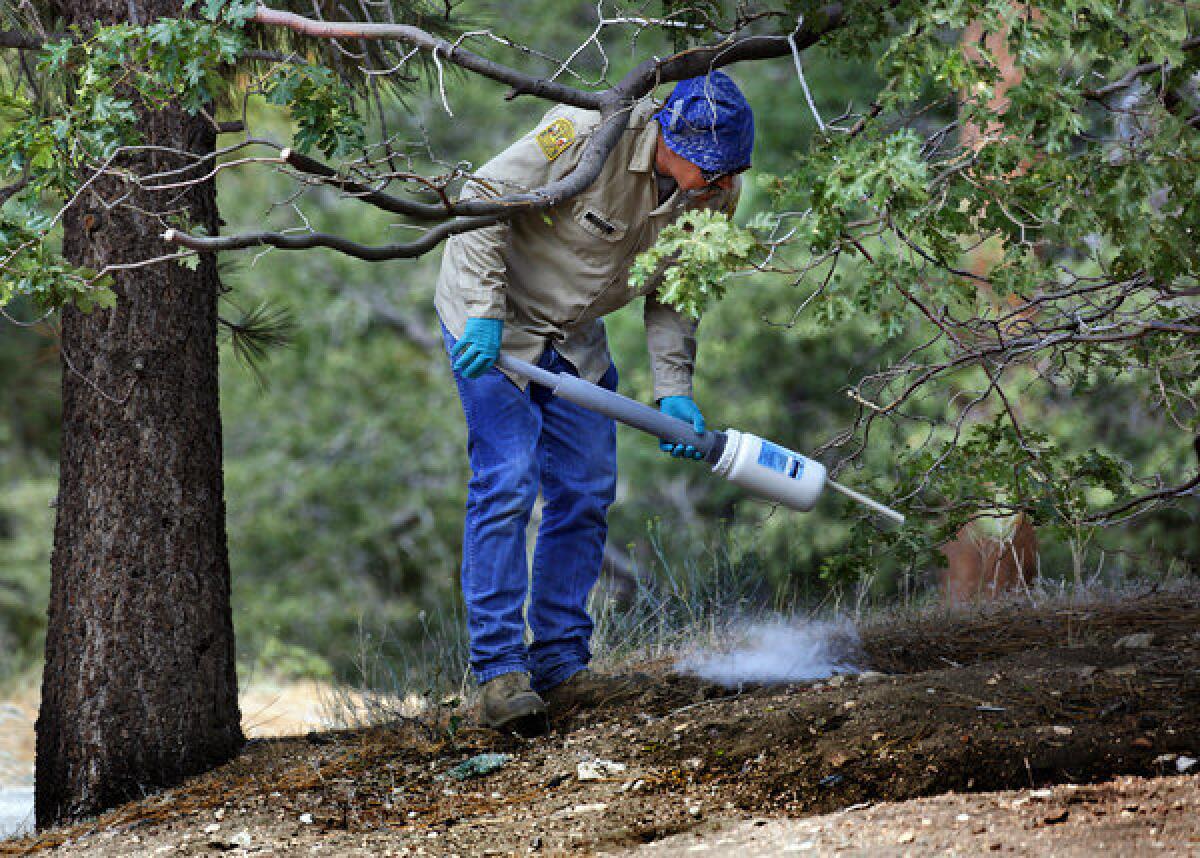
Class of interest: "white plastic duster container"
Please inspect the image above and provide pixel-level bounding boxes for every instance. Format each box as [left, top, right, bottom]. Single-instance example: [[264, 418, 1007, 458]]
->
[[712, 429, 827, 511]]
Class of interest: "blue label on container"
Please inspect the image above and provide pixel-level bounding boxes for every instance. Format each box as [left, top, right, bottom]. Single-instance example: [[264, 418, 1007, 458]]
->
[[757, 439, 805, 481], [757, 440, 791, 473]]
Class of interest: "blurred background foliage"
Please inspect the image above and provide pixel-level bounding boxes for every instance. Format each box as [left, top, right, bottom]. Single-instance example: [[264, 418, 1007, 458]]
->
[[1, 0, 1195, 683]]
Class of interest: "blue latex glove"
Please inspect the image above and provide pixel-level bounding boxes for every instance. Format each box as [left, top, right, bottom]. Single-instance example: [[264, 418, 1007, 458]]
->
[[658, 396, 706, 460], [452, 317, 503, 379]]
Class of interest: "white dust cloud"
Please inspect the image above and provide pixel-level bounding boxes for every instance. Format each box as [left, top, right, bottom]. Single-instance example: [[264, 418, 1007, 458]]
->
[[675, 618, 862, 686]]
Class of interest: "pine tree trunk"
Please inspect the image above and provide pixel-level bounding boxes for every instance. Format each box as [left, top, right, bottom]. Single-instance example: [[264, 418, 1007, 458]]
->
[[35, 0, 242, 827]]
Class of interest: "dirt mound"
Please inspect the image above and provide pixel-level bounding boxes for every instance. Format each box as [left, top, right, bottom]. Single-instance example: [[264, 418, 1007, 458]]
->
[[5, 590, 1198, 856]]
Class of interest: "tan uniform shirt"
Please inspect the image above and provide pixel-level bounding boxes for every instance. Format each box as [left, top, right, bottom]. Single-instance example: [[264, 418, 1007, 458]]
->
[[435, 97, 739, 400]]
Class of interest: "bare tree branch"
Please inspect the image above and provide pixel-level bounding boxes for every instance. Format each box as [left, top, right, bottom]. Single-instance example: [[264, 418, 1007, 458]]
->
[[278, 147, 456, 219], [274, 108, 638, 220], [1083, 35, 1200, 100], [253, 3, 844, 104], [161, 216, 501, 259], [253, 5, 609, 110], [1086, 436, 1200, 524]]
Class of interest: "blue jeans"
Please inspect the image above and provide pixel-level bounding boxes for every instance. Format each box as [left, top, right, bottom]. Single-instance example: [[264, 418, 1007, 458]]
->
[[441, 324, 618, 692]]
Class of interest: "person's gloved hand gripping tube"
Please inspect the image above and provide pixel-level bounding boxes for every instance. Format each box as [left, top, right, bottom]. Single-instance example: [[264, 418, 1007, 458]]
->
[[658, 395, 706, 460], [452, 317, 504, 378]]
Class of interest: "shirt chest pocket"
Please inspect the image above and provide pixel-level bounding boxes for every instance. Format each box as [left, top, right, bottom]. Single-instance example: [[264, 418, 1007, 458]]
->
[[575, 207, 628, 244]]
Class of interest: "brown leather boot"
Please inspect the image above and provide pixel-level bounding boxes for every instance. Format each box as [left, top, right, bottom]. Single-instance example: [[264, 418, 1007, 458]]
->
[[542, 668, 651, 713], [478, 671, 548, 736]]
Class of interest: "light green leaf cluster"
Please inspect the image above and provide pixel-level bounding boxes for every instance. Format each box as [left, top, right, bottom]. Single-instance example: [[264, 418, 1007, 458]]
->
[[629, 209, 760, 318], [0, 1, 365, 312], [0, 212, 115, 312], [264, 65, 366, 158]]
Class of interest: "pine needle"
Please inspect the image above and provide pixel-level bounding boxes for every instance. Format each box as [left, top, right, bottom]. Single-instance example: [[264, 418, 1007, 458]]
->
[[219, 301, 297, 388]]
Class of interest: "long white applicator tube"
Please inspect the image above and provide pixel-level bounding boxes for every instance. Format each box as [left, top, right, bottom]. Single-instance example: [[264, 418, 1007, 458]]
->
[[827, 480, 906, 525]]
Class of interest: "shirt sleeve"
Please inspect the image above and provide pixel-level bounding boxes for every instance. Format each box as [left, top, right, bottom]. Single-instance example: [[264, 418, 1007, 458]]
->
[[642, 176, 743, 401], [644, 292, 699, 400], [445, 107, 593, 320]]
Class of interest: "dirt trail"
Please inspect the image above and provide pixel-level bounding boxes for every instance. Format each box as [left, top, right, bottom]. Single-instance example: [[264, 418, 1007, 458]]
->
[[2, 590, 1197, 856], [633, 774, 1200, 856]]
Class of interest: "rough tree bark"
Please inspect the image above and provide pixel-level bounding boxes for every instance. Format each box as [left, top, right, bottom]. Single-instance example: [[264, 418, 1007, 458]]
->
[[35, 0, 243, 827]]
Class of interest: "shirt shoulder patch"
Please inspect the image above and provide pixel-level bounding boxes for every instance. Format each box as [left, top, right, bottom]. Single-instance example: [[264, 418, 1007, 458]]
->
[[535, 117, 576, 161]]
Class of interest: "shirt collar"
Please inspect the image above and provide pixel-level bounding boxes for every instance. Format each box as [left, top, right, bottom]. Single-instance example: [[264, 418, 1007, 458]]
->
[[627, 99, 659, 174]]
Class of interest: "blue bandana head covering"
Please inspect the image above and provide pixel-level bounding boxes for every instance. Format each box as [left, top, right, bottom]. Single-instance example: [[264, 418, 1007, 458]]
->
[[653, 70, 754, 176]]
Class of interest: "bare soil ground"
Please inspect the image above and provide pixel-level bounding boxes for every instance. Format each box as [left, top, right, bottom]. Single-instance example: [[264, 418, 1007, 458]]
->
[[634, 773, 1200, 856], [2, 589, 1198, 856]]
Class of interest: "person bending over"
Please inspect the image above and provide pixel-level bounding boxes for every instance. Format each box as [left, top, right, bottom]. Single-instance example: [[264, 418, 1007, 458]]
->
[[435, 71, 754, 733]]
